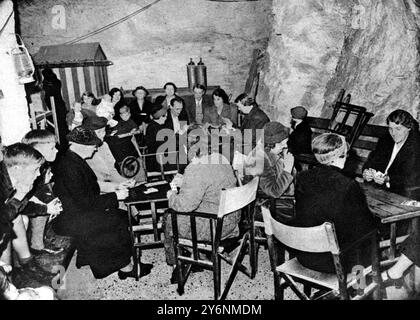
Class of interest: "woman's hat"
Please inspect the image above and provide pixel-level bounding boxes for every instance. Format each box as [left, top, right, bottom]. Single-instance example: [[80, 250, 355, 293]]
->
[[82, 116, 108, 130], [291, 106, 308, 119], [263, 121, 289, 144], [66, 126, 102, 146]]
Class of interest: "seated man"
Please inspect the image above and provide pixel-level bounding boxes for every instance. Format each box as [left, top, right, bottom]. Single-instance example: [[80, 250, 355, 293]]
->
[[183, 84, 212, 125], [165, 96, 189, 134]]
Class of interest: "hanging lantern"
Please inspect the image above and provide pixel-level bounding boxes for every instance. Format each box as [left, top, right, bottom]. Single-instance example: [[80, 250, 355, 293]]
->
[[11, 34, 35, 84]]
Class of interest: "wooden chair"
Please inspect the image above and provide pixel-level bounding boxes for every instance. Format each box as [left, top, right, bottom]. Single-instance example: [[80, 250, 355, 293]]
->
[[169, 176, 260, 300], [141, 150, 181, 182], [261, 206, 383, 300], [328, 90, 373, 148]]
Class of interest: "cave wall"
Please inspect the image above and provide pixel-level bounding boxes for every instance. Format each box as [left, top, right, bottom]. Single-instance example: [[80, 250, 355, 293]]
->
[[16, 0, 272, 98], [324, 0, 420, 125], [259, 0, 420, 126], [0, 0, 31, 145]]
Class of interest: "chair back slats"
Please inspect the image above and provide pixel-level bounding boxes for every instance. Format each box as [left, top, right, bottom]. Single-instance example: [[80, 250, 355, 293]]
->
[[217, 176, 259, 217], [261, 206, 340, 254]]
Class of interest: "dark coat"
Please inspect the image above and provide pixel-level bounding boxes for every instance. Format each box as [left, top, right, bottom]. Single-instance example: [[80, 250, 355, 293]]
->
[[203, 103, 238, 128], [287, 119, 313, 155], [363, 130, 420, 200], [165, 109, 189, 130], [183, 95, 212, 124], [240, 106, 270, 146], [293, 165, 377, 273], [52, 150, 131, 279], [127, 98, 153, 126]]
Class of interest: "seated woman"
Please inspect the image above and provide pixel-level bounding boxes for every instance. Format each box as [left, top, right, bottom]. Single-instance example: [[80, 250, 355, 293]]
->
[[129, 86, 153, 127], [109, 88, 126, 121], [163, 135, 241, 281], [154, 82, 180, 111], [203, 88, 238, 129], [294, 133, 377, 273], [83, 116, 145, 191], [363, 109, 420, 200], [80, 91, 99, 118], [52, 126, 152, 279], [144, 103, 171, 172]]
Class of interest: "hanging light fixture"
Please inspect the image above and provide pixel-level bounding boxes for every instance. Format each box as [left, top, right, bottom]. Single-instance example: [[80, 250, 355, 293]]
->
[[10, 34, 35, 84]]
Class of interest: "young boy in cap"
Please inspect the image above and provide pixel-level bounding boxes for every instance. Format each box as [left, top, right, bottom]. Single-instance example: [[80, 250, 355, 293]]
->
[[287, 106, 313, 156]]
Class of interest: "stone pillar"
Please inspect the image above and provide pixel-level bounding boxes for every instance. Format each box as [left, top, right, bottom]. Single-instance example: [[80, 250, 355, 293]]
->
[[0, 0, 31, 145]]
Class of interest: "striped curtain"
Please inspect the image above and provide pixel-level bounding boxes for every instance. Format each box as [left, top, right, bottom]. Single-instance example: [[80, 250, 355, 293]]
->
[[44, 66, 109, 110]]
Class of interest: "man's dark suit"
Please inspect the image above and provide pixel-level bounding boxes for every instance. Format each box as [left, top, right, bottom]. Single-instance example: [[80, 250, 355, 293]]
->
[[183, 95, 212, 124]]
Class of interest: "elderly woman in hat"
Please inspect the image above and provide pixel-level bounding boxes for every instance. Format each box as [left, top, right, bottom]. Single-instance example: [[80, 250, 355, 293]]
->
[[82, 116, 139, 192], [52, 126, 152, 279], [293, 133, 376, 273]]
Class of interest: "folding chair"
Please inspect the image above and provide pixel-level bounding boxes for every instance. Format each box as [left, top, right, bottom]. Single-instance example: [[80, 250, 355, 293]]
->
[[328, 92, 373, 148], [261, 206, 383, 300], [141, 150, 181, 182], [169, 176, 260, 300]]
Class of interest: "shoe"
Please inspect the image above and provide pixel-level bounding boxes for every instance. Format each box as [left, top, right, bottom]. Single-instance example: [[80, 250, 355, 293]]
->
[[118, 263, 153, 280], [30, 247, 64, 256]]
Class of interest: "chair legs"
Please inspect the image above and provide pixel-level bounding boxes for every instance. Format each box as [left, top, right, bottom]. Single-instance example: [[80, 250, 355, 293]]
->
[[220, 233, 250, 300]]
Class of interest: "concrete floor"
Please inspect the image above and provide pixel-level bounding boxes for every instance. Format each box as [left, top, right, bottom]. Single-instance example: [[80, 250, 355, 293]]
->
[[55, 242, 420, 300]]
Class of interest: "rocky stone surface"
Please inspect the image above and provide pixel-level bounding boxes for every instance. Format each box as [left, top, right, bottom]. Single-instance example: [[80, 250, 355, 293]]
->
[[323, 0, 420, 125], [258, 0, 353, 124], [17, 0, 272, 97], [259, 0, 420, 125]]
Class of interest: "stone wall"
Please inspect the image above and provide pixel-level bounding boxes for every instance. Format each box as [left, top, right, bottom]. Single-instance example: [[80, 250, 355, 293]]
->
[[258, 0, 354, 124], [323, 0, 420, 125], [16, 0, 273, 98], [259, 0, 420, 125]]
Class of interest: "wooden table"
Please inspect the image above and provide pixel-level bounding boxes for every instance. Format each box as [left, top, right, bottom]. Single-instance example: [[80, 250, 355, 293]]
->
[[361, 183, 420, 260], [125, 181, 171, 279]]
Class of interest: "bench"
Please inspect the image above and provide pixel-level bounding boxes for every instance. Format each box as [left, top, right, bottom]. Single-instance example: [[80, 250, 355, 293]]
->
[[306, 116, 388, 177]]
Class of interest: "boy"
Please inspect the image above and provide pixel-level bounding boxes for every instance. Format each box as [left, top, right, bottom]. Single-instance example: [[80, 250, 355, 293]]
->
[[22, 130, 63, 255]]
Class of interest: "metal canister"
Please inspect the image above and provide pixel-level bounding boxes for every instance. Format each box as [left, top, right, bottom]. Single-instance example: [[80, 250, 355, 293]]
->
[[196, 57, 207, 87], [186, 58, 197, 90]]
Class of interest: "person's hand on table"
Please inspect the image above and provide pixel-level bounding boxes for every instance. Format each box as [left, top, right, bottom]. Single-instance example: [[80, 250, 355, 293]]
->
[[115, 187, 129, 200], [373, 171, 388, 186], [166, 190, 177, 199], [119, 179, 136, 189], [363, 168, 374, 182]]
